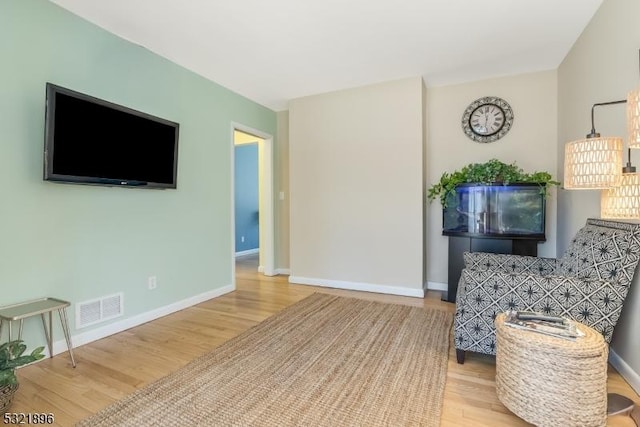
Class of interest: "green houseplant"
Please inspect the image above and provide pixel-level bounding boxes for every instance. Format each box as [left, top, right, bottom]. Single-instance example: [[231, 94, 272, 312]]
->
[[427, 159, 560, 207], [0, 340, 44, 413]]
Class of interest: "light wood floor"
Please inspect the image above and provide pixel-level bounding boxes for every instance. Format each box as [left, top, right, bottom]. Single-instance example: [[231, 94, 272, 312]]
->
[[10, 255, 639, 426]]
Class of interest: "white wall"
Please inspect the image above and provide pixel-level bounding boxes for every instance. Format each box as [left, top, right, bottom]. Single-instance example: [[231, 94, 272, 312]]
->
[[288, 77, 424, 297], [276, 111, 291, 272], [426, 71, 559, 286], [558, 0, 640, 393]]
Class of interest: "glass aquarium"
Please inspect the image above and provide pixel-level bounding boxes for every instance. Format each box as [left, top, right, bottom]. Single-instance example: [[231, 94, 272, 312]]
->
[[442, 183, 546, 238]]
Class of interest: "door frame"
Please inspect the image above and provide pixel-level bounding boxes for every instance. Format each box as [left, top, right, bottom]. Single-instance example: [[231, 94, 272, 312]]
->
[[230, 122, 275, 281]]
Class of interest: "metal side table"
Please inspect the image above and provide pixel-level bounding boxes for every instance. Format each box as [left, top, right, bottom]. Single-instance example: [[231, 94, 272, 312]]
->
[[0, 298, 76, 367]]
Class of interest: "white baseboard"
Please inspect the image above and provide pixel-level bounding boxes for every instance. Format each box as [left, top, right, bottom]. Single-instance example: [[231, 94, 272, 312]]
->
[[427, 281, 447, 292], [252, 265, 288, 275], [609, 349, 640, 395], [235, 248, 259, 257], [288, 276, 424, 298], [46, 284, 235, 358]]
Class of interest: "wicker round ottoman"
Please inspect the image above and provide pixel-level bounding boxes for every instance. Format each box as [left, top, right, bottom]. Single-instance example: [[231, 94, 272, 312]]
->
[[495, 313, 608, 427]]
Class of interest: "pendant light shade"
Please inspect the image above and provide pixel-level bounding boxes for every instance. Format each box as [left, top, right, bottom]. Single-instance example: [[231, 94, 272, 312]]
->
[[628, 87, 640, 148], [564, 137, 623, 189], [566, 52, 640, 210], [601, 172, 640, 218]]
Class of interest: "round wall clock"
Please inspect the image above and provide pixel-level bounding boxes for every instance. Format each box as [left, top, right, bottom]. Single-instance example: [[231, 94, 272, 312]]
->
[[461, 96, 514, 143]]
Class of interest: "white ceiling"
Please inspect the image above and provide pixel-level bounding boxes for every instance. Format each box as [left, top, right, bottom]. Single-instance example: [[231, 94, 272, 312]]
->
[[50, 0, 603, 111]]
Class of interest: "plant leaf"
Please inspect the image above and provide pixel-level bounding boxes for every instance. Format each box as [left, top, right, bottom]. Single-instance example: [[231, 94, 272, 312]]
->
[[0, 368, 17, 386], [427, 159, 560, 206]]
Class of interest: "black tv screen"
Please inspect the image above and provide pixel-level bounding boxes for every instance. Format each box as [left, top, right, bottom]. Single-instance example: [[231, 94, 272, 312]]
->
[[44, 83, 179, 189]]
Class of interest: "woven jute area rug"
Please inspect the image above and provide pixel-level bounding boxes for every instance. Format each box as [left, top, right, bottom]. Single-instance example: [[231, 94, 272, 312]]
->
[[77, 293, 453, 427]]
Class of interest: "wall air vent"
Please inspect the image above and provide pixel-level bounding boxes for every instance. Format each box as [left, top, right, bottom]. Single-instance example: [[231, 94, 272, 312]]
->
[[76, 292, 124, 329]]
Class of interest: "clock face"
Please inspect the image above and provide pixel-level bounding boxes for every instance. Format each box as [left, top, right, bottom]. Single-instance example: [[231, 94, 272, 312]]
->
[[461, 97, 514, 143], [470, 104, 505, 136]]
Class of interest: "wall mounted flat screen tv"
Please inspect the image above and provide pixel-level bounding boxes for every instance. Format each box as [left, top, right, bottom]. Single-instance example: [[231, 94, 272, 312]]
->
[[44, 83, 179, 189]]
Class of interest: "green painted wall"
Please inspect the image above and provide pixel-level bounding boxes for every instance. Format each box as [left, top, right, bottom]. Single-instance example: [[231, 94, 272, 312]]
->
[[0, 0, 276, 346]]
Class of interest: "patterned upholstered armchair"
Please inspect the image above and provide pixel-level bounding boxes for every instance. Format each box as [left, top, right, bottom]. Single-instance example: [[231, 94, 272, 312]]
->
[[454, 218, 640, 364]]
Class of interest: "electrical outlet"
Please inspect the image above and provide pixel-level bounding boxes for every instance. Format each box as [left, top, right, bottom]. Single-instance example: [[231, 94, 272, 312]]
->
[[148, 276, 157, 290], [241, 236, 245, 243]]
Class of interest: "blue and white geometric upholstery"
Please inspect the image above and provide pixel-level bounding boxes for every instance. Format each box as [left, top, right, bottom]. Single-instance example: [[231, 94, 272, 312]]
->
[[454, 218, 640, 360]]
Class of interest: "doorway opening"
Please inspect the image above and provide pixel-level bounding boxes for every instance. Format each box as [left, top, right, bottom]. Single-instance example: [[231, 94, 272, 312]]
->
[[231, 123, 275, 285]]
